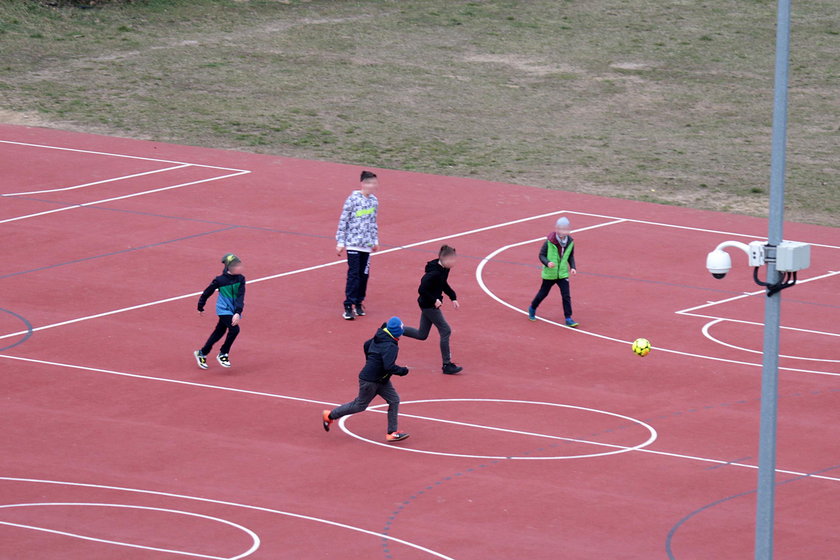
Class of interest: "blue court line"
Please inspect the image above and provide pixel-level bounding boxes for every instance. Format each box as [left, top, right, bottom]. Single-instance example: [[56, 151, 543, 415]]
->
[[665, 463, 840, 559], [0, 308, 33, 352], [706, 456, 753, 471], [0, 226, 238, 280]]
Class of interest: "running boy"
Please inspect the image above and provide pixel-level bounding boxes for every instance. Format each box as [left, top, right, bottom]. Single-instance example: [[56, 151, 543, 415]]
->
[[403, 245, 463, 375], [528, 217, 578, 327], [194, 253, 246, 369], [336, 170, 380, 320], [322, 317, 410, 442]]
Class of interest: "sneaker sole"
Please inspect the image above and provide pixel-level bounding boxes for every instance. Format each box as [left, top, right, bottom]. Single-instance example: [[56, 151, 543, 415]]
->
[[343, 315, 355, 320], [386, 435, 410, 443], [194, 351, 208, 370]]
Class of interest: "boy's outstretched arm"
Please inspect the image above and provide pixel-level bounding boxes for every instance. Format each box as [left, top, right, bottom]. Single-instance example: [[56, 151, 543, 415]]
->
[[197, 279, 219, 313], [233, 278, 246, 315]]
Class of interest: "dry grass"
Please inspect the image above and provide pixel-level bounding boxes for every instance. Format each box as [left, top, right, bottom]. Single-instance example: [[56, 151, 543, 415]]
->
[[1, 0, 837, 225]]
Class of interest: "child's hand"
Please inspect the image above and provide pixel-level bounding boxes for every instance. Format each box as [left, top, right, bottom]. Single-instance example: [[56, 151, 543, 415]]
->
[[452, 300, 460, 310], [336, 245, 345, 256], [434, 299, 443, 309], [232, 313, 241, 326], [570, 268, 577, 276], [373, 244, 380, 252], [547, 262, 556, 268]]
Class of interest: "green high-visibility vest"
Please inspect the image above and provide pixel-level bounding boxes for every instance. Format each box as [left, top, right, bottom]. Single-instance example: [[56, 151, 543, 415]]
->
[[542, 240, 574, 280]]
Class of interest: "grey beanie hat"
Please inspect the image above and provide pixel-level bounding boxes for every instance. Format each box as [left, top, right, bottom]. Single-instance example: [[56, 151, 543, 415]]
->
[[556, 217, 570, 228]]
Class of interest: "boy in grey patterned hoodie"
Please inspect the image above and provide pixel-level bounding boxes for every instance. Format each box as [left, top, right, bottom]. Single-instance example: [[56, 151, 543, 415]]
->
[[336, 171, 380, 320]]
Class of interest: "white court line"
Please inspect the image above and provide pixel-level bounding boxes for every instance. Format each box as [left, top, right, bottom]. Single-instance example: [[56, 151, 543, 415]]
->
[[2, 206, 834, 340], [563, 210, 840, 251], [0, 169, 251, 225], [0, 352, 644, 453], [0, 478, 455, 560], [1, 164, 192, 196], [3, 352, 838, 484], [340, 398, 658, 460], [0, 503, 259, 560], [691, 316, 840, 338], [475, 236, 840, 378], [0, 139, 248, 172], [675, 270, 840, 316], [0, 208, 577, 341], [701, 319, 840, 363]]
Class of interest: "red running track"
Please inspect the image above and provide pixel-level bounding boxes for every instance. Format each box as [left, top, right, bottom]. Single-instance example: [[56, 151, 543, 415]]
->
[[1, 125, 839, 559]]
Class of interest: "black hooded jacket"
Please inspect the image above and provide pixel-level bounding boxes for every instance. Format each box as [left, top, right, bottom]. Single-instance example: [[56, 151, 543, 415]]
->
[[417, 259, 457, 309], [359, 325, 410, 383]]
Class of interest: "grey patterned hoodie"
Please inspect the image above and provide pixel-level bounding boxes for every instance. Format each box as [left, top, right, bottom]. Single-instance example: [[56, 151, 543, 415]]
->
[[336, 190, 379, 251]]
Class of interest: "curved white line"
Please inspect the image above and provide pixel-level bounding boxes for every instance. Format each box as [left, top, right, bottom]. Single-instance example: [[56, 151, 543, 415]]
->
[[0, 502, 259, 559], [0, 479, 455, 560], [338, 398, 657, 460], [475, 240, 840, 378], [701, 319, 840, 363]]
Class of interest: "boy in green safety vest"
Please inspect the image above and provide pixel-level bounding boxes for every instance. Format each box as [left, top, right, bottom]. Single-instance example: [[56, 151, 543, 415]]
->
[[528, 217, 578, 327]]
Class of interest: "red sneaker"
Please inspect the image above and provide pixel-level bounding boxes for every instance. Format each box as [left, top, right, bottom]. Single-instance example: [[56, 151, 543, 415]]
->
[[386, 431, 410, 442], [322, 410, 333, 432]]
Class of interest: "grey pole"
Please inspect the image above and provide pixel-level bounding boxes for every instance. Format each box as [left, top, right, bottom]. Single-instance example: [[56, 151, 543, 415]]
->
[[754, 0, 791, 558]]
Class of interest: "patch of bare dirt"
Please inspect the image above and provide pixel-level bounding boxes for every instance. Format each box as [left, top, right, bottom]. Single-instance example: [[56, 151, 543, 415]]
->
[[463, 53, 578, 76], [0, 109, 55, 128]]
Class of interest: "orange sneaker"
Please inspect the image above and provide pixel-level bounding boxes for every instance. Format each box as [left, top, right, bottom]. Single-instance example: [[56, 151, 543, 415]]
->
[[386, 431, 409, 442], [322, 410, 333, 432]]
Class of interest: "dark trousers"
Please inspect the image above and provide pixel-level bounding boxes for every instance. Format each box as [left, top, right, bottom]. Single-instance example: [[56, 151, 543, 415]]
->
[[343, 250, 371, 306], [402, 307, 452, 364], [200, 315, 240, 356], [330, 379, 400, 433], [531, 278, 573, 318]]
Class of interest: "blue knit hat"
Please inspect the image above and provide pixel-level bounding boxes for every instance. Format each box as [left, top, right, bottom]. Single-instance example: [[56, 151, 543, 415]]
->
[[386, 316, 404, 338]]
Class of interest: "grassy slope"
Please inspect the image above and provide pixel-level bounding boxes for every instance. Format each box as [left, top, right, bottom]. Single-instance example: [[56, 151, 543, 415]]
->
[[1, 0, 837, 225]]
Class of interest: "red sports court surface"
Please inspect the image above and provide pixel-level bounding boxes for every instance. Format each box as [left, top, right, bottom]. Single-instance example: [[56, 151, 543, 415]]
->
[[1, 124, 839, 559]]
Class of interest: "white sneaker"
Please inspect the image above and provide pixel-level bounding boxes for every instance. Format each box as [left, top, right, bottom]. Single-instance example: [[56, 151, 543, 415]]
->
[[217, 354, 231, 368], [194, 350, 208, 370]]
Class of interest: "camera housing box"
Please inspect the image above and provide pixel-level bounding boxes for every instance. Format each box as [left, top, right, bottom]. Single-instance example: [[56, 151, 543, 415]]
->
[[775, 241, 811, 272], [748, 241, 766, 267]]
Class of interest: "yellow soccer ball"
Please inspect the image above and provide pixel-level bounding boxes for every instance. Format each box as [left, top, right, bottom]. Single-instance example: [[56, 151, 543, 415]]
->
[[632, 338, 651, 357]]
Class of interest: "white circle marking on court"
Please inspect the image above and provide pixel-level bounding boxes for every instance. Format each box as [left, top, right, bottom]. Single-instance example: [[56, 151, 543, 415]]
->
[[701, 319, 840, 363], [0, 502, 259, 560], [475, 238, 840, 377], [338, 398, 658, 460], [0, 479, 455, 560]]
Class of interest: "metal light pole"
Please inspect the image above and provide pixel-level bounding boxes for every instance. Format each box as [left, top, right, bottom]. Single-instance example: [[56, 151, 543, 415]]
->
[[754, 0, 792, 557]]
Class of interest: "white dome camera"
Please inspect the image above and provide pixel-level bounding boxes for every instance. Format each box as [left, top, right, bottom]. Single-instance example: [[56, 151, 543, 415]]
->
[[706, 249, 732, 279]]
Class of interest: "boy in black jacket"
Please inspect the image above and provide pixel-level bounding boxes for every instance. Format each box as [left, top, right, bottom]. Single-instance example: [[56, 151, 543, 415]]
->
[[322, 317, 410, 442], [194, 253, 246, 369], [403, 245, 463, 375]]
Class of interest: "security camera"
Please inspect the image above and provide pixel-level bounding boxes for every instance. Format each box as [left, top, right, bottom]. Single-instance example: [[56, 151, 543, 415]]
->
[[705, 240, 766, 280], [706, 249, 732, 279]]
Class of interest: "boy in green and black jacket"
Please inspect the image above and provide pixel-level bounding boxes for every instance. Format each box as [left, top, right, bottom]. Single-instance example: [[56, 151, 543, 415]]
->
[[528, 217, 579, 327], [194, 253, 246, 369]]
